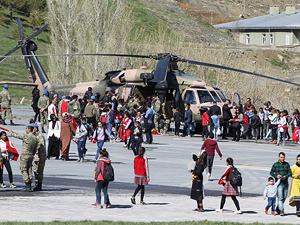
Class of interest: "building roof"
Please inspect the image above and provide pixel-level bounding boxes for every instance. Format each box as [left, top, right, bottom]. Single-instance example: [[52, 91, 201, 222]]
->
[[214, 9, 300, 30]]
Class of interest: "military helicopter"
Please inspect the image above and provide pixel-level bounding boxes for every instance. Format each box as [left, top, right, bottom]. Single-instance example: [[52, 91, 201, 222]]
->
[[1, 18, 300, 127]]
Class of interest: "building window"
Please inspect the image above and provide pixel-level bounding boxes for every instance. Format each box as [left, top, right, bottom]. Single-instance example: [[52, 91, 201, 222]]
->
[[262, 34, 266, 45], [246, 34, 250, 44], [269, 34, 273, 45]]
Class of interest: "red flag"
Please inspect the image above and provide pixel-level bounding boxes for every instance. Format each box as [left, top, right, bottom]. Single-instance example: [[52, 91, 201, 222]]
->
[[292, 127, 299, 142], [6, 138, 19, 161]]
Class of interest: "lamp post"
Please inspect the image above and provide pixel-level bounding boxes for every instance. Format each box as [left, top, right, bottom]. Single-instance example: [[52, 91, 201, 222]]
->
[[203, 6, 213, 25]]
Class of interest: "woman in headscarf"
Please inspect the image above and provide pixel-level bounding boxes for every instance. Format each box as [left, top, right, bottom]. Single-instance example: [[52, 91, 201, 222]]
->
[[289, 154, 300, 217], [47, 114, 61, 159], [60, 113, 76, 160]]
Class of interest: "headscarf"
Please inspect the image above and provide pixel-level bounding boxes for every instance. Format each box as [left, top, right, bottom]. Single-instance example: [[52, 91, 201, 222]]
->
[[296, 154, 300, 167], [62, 113, 72, 124]]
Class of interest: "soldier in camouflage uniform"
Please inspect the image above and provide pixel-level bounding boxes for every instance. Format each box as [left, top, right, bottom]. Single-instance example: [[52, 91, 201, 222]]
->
[[153, 95, 162, 132], [9, 124, 38, 192], [162, 99, 173, 135], [38, 91, 50, 133], [32, 124, 46, 191], [67, 95, 81, 119], [0, 84, 14, 125], [91, 96, 100, 120]]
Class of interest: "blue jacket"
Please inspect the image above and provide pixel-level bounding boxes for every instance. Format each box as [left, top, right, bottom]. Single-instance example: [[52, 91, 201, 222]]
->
[[185, 110, 192, 123]]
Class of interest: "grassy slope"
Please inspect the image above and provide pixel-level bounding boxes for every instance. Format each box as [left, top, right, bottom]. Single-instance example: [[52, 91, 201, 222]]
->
[[0, 7, 50, 105]]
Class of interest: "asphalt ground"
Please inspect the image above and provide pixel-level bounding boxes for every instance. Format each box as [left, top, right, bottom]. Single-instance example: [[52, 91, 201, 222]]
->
[[0, 106, 299, 223]]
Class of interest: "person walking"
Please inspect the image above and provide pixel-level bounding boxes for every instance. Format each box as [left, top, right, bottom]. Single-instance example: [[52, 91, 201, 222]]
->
[[60, 113, 76, 161], [264, 177, 281, 215], [216, 157, 242, 214], [9, 124, 38, 191], [92, 121, 113, 163], [38, 91, 50, 133], [47, 114, 61, 159], [74, 118, 88, 162], [201, 133, 222, 181], [94, 148, 112, 208], [0, 84, 14, 125], [131, 147, 150, 205], [270, 152, 291, 216], [84, 99, 97, 130], [211, 110, 220, 141], [32, 124, 47, 191], [0, 131, 17, 188], [173, 107, 183, 137], [189, 150, 207, 212], [132, 121, 143, 156], [289, 154, 300, 217]]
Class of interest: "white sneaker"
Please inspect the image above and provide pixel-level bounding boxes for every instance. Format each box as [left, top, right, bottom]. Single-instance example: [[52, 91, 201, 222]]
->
[[234, 210, 242, 214], [80, 158, 84, 163], [1, 183, 6, 188], [207, 173, 211, 181], [10, 183, 16, 188], [215, 209, 223, 213]]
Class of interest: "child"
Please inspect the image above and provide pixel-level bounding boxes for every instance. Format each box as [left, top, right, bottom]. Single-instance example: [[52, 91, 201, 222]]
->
[[173, 107, 183, 137], [202, 108, 211, 141], [94, 148, 111, 208], [131, 147, 149, 205], [264, 177, 281, 215], [277, 111, 287, 146], [189, 151, 207, 212], [92, 121, 113, 163], [132, 121, 143, 156], [211, 110, 220, 141], [251, 110, 260, 143]]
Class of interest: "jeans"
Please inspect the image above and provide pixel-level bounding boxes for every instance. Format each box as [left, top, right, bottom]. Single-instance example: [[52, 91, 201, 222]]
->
[[107, 123, 116, 138], [277, 130, 286, 145], [175, 121, 180, 135], [77, 141, 84, 159], [96, 141, 104, 159], [185, 122, 190, 136], [263, 120, 270, 138], [252, 127, 259, 138], [266, 197, 276, 212], [213, 127, 218, 140], [277, 183, 288, 211], [132, 139, 140, 156], [146, 123, 153, 143], [207, 155, 214, 174], [96, 180, 109, 204]]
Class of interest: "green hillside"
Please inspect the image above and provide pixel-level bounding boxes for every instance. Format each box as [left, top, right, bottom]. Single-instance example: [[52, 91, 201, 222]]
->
[[0, 7, 50, 105]]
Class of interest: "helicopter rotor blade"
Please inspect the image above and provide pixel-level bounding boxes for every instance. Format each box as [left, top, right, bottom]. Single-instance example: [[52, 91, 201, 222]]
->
[[151, 58, 170, 83], [21, 46, 31, 70], [27, 24, 49, 40], [0, 45, 20, 64], [185, 59, 300, 87], [17, 18, 24, 40]]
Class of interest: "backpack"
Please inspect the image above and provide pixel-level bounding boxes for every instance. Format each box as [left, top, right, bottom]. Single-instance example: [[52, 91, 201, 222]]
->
[[100, 161, 114, 181], [230, 166, 242, 186]]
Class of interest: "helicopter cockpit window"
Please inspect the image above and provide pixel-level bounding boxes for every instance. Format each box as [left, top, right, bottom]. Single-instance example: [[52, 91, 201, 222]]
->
[[197, 90, 214, 104], [215, 90, 226, 102], [210, 91, 221, 102], [183, 90, 196, 104]]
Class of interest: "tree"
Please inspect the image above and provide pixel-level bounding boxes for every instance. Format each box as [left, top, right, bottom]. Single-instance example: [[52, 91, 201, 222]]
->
[[25, 10, 45, 36]]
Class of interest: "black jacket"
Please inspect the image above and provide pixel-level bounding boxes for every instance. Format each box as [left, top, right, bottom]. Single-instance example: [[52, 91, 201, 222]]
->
[[251, 115, 260, 129], [222, 104, 233, 120], [208, 105, 221, 117]]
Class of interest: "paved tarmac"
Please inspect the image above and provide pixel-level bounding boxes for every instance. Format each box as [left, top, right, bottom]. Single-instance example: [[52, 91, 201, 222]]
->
[[0, 106, 299, 223]]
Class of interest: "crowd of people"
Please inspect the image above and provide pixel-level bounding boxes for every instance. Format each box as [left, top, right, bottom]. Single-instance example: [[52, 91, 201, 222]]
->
[[1, 86, 300, 217]]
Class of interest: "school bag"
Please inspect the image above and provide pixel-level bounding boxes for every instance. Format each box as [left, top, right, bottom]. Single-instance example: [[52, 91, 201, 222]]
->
[[230, 166, 242, 187], [99, 161, 114, 181]]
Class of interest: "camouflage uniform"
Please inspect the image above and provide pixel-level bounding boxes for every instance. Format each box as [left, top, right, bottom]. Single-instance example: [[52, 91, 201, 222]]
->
[[38, 95, 49, 128], [153, 98, 162, 132], [162, 102, 173, 134], [0, 88, 12, 121], [9, 131, 37, 184], [58, 99, 64, 119], [67, 101, 81, 118], [33, 131, 47, 184], [93, 102, 100, 120]]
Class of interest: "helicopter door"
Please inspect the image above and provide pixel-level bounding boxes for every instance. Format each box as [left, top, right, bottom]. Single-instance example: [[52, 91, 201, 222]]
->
[[121, 86, 134, 101], [231, 92, 241, 107]]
